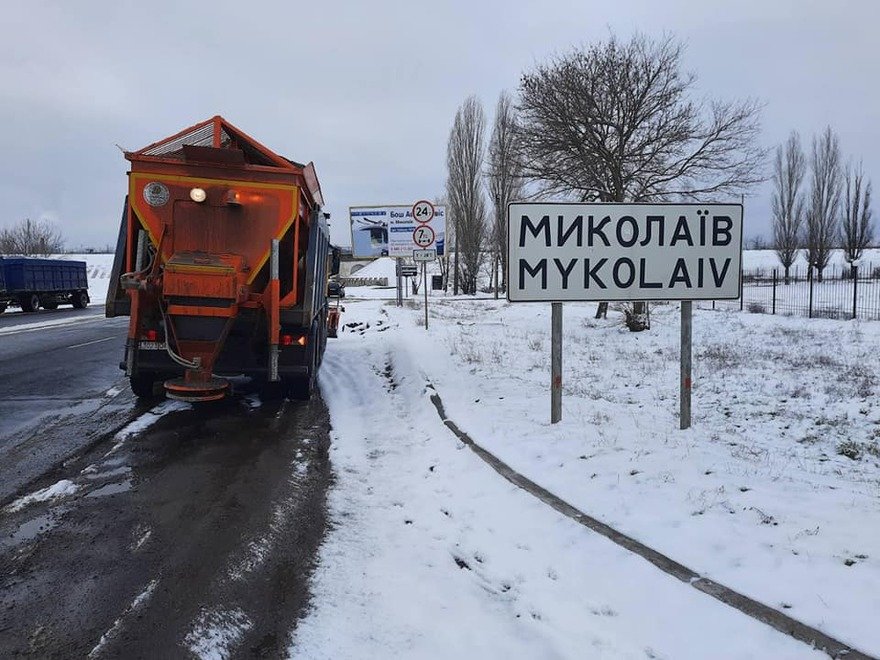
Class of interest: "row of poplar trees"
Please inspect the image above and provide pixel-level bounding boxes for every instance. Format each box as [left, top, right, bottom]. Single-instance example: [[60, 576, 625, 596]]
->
[[443, 33, 765, 330], [772, 129, 873, 284]]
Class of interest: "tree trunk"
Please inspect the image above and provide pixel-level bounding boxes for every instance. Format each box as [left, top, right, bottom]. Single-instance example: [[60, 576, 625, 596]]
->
[[784, 265, 790, 285], [628, 301, 649, 332]]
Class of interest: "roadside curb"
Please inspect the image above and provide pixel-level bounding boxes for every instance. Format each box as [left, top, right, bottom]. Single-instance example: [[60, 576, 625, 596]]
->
[[426, 385, 873, 660]]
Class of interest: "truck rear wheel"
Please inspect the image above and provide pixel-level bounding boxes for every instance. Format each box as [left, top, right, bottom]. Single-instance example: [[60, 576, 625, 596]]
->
[[20, 293, 40, 312], [130, 374, 158, 398], [72, 290, 89, 309]]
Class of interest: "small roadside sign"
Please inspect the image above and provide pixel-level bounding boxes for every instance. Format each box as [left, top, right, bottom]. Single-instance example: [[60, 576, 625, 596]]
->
[[413, 225, 435, 248], [413, 248, 436, 262], [412, 200, 435, 224], [397, 263, 418, 277]]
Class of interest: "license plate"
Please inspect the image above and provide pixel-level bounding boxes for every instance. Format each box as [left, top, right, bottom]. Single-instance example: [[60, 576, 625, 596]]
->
[[139, 341, 167, 350]]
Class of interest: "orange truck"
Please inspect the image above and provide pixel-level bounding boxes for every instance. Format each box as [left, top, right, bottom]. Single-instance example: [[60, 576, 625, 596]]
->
[[106, 116, 340, 402]]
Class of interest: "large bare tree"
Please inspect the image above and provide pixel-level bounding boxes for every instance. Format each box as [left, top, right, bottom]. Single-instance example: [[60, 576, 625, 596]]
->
[[0, 218, 65, 256], [486, 91, 525, 298], [840, 160, 873, 277], [771, 131, 806, 284], [805, 127, 842, 282], [516, 34, 765, 329], [446, 96, 487, 295]]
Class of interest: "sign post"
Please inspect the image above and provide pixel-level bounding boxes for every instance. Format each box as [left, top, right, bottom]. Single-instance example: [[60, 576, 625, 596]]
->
[[507, 202, 743, 427], [551, 302, 562, 423], [423, 262, 429, 329], [412, 201, 436, 330], [680, 300, 692, 429]]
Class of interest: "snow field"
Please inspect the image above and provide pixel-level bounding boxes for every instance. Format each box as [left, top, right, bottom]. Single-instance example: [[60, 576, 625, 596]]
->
[[291, 304, 829, 659], [397, 299, 880, 654]]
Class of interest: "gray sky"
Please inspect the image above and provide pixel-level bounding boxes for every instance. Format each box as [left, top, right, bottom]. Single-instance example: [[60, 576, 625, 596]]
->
[[2, 0, 877, 249]]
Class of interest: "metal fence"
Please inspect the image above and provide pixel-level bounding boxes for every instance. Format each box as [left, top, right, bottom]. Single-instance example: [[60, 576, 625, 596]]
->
[[703, 263, 880, 321]]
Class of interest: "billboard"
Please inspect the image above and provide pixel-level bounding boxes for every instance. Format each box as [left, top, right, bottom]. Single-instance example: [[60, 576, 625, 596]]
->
[[507, 202, 743, 302], [350, 205, 446, 258]]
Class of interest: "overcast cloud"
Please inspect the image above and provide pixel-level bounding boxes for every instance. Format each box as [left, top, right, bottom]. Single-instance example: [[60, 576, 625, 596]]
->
[[1, 0, 877, 249]]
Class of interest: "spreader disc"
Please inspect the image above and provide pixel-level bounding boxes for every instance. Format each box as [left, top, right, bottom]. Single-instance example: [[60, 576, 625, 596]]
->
[[164, 376, 230, 402]]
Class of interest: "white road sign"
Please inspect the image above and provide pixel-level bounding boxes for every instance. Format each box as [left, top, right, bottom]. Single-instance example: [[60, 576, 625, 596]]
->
[[413, 225, 435, 248], [413, 248, 437, 262], [388, 205, 446, 257], [507, 203, 743, 302], [412, 200, 435, 224]]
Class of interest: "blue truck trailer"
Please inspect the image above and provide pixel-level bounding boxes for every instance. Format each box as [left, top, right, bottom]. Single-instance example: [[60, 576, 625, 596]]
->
[[0, 257, 89, 313]]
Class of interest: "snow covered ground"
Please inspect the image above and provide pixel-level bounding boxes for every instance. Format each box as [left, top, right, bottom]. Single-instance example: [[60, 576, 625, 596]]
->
[[292, 295, 879, 658]]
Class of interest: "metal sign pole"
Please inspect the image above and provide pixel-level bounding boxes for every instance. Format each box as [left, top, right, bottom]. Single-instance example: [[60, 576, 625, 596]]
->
[[396, 258, 403, 307], [423, 262, 429, 329], [551, 302, 562, 423], [680, 300, 692, 429]]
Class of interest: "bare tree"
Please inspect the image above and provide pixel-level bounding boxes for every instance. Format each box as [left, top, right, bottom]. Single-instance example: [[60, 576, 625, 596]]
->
[[0, 218, 65, 256], [446, 96, 487, 295], [486, 91, 525, 298], [840, 160, 873, 278], [516, 34, 765, 329], [771, 131, 806, 284], [805, 127, 842, 282]]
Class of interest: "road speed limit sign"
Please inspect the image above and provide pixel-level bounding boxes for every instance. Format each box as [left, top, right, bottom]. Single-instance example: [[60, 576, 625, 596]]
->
[[412, 200, 435, 224], [413, 224, 435, 248]]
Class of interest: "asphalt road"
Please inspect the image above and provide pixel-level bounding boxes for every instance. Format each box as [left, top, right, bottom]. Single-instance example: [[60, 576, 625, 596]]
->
[[0, 306, 333, 658], [0, 306, 134, 501]]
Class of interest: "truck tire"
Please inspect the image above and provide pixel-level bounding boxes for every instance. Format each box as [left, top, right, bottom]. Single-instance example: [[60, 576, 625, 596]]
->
[[130, 374, 158, 398], [72, 290, 89, 309], [20, 293, 40, 312], [284, 373, 314, 400]]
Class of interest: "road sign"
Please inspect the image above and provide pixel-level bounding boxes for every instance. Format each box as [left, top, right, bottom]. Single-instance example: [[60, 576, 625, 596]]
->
[[412, 200, 435, 224], [387, 206, 446, 257], [396, 264, 418, 277], [507, 202, 743, 302], [413, 225, 435, 248], [413, 248, 436, 262]]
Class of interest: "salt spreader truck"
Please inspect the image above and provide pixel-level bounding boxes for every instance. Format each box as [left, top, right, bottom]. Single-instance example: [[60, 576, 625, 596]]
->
[[106, 116, 339, 402]]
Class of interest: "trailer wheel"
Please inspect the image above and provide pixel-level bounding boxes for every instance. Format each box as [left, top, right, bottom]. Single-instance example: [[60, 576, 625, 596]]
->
[[72, 290, 89, 309], [20, 293, 40, 312], [130, 374, 158, 398]]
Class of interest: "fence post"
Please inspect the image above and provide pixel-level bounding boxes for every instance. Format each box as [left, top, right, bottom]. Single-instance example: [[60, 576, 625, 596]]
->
[[852, 264, 858, 320], [772, 269, 777, 315], [808, 266, 814, 319]]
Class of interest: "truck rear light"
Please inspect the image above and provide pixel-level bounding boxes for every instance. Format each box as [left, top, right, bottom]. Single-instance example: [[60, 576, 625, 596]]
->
[[280, 334, 307, 347], [226, 190, 241, 206], [144, 329, 159, 341]]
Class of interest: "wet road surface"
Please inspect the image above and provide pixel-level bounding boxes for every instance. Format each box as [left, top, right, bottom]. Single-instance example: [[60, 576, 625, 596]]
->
[[0, 308, 333, 658]]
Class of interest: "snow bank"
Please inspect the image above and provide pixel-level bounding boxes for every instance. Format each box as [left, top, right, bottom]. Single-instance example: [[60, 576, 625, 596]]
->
[[348, 256, 397, 281], [6, 479, 78, 512], [291, 300, 842, 658]]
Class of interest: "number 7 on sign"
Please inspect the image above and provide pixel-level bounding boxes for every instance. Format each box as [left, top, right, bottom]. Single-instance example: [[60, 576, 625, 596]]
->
[[413, 225, 435, 248]]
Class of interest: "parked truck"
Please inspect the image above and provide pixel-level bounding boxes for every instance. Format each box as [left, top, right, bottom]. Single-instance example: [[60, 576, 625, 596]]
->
[[0, 257, 89, 313], [106, 116, 339, 402]]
